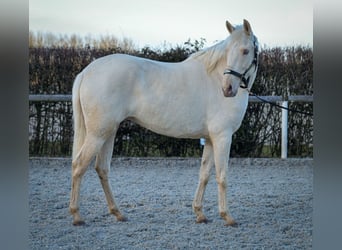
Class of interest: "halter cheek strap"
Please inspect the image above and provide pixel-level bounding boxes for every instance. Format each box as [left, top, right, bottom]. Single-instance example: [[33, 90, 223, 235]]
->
[[223, 37, 259, 89], [223, 68, 251, 89]]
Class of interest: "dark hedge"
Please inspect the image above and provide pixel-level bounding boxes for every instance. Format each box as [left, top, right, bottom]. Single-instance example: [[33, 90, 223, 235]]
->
[[29, 41, 313, 157]]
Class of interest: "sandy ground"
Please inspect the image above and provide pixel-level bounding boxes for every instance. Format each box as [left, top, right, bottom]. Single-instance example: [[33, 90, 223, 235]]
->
[[29, 157, 313, 249]]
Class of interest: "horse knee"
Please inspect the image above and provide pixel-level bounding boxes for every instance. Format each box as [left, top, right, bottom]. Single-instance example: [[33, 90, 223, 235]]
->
[[216, 176, 227, 189], [201, 157, 208, 166], [200, 174, 209, 185], [72, 163, 87, 179], [95, 158, 109, 180], [95, 166, 108, 181]]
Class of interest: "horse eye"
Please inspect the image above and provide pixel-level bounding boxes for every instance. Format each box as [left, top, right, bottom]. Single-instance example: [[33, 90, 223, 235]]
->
[[242, 49, 249, 55]]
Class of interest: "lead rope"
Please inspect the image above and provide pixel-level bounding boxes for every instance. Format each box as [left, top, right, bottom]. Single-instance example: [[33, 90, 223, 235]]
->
[[246, 89, 313, 116]]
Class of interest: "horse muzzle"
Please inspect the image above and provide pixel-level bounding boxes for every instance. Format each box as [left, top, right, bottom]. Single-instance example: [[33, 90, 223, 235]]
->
[[222, 85, 237, 97]]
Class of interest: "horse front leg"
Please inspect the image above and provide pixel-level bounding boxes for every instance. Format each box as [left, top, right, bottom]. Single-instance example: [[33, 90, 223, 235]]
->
[[192, 139, 214, 223], [212, 134, 237, 227]]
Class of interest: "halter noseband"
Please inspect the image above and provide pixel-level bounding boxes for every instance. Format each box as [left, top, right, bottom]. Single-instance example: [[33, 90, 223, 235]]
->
[[223, 37, 259, 89]]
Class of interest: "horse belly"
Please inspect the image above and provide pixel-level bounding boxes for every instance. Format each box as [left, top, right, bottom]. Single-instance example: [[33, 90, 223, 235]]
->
[[130, 103, 207, 139]]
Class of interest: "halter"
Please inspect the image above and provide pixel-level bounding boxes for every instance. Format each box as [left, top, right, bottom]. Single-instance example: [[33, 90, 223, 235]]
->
[[223, 36, 259, 89]]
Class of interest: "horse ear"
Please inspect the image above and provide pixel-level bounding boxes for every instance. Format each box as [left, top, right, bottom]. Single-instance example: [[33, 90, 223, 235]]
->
[[243, 19, 252, 36], [226, 20, 235, 34]]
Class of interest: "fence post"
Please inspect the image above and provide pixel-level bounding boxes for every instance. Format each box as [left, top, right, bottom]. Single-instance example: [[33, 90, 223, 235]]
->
[[281, 85, 289, 160], [281, 101, 288, 159]]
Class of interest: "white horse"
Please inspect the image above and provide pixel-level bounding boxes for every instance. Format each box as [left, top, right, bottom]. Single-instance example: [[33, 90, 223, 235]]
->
[[70, 19, 259, 226]]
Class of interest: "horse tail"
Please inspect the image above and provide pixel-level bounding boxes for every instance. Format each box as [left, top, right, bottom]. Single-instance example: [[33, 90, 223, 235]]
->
[[72, 73, 86, 161]]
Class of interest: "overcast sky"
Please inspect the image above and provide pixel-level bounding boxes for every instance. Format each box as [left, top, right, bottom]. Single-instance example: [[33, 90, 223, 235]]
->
[[29, 0, 312, 48]]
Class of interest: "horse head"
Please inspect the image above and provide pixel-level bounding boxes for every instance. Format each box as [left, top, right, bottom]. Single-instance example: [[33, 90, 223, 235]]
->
[[222, 19, 259, 97]]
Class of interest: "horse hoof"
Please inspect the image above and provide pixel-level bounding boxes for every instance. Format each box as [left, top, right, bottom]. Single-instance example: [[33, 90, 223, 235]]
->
[[116, 215, 128, 222], [196, 216, 209, 224], [225, 220, 238, 227], [73, 219, 85, 226]]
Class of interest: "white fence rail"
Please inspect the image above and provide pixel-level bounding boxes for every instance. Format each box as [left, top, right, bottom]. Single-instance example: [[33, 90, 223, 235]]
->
[[29, 95, 313, 158], [28, 94, 313, 103]]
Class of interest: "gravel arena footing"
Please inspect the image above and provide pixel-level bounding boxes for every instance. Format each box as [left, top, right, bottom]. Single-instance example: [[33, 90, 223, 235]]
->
[[29, 157, 313, 249]]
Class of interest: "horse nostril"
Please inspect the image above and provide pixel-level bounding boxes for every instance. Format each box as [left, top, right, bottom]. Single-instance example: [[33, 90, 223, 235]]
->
[[222, 85, 235, 97]]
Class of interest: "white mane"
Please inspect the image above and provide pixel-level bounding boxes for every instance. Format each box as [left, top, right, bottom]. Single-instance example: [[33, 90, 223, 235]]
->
[[188, 39, 229, 73], [188, 25, 248, 73]]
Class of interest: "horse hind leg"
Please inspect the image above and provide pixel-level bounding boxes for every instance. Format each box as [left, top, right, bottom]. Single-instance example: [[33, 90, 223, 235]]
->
[[95, 132, 126, 222], [69, 134, 105, 225], [192, 140, 214, 223]]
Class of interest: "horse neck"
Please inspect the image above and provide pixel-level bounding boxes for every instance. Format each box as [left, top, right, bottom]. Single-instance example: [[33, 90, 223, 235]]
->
[[189, 37, 235, 77]]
